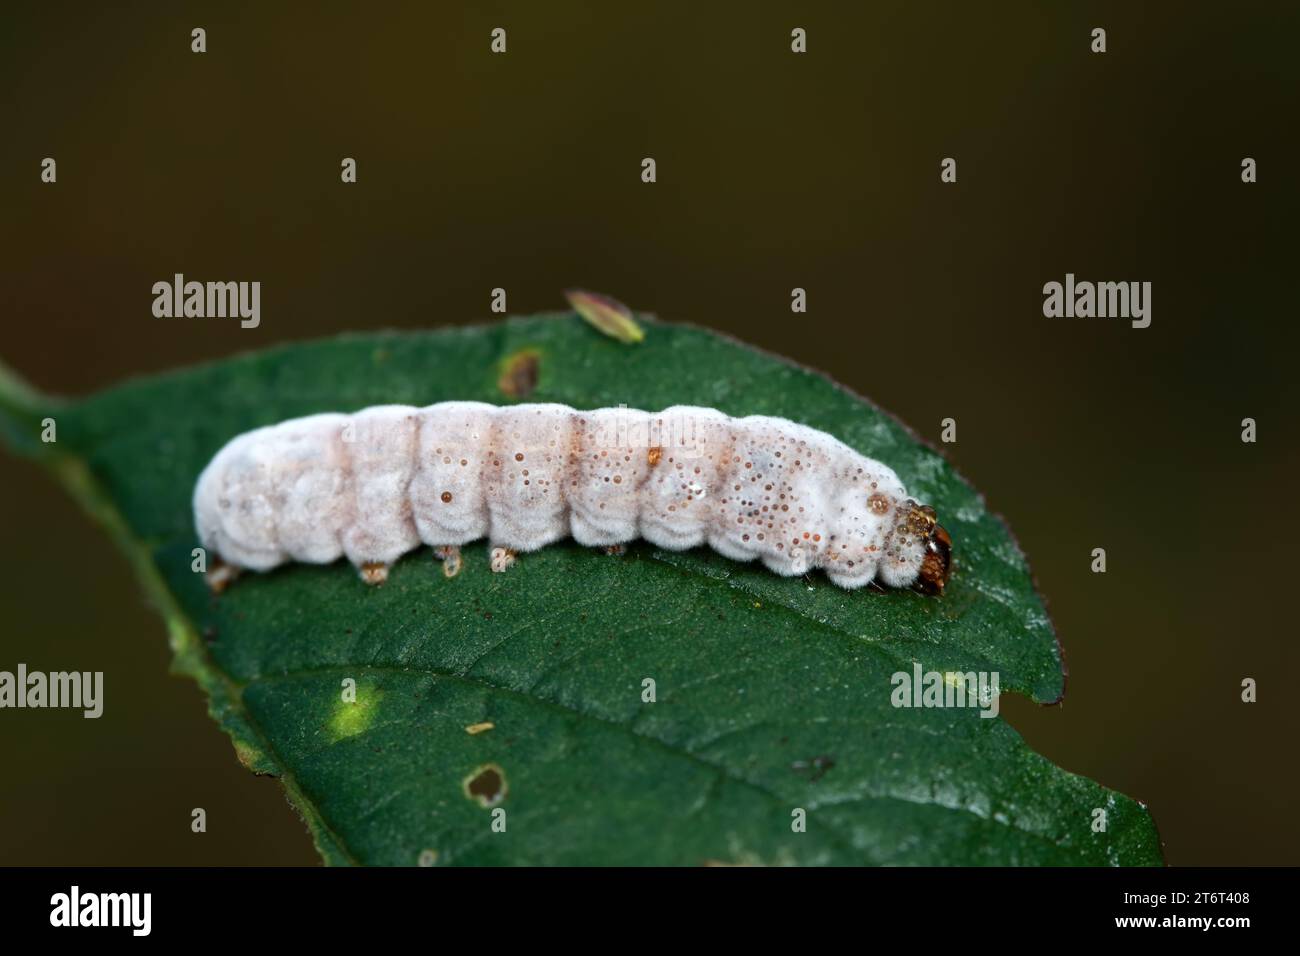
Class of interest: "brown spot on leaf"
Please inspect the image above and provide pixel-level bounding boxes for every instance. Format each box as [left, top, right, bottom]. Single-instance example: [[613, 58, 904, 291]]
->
[[791, 755, 835, 782], [498, 349, 540, 398]]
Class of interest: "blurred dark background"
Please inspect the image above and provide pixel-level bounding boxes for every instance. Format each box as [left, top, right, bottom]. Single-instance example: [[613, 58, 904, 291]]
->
[[1, 2, 1296, 865]]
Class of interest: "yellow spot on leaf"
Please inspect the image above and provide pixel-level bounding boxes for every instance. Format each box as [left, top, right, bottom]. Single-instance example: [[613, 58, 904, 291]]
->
[[943, 672, 975, 691], [328, 688, 384, 742], [465, 721, 495, 735]]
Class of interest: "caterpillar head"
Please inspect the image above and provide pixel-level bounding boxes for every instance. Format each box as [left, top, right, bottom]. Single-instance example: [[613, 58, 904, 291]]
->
[[869, 499, 952, 593], [904, 502, 952, 595]]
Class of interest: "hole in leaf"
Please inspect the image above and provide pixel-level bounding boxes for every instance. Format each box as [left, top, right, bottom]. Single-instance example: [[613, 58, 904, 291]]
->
[[463, 763, 508, 807]]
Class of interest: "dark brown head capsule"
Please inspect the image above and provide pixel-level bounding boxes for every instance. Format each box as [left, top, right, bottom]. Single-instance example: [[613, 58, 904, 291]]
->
[[903, 501, 953, 595]]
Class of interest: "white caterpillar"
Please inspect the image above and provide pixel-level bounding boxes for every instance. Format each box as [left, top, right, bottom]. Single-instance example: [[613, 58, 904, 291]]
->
[[193, 403, 952, 593]]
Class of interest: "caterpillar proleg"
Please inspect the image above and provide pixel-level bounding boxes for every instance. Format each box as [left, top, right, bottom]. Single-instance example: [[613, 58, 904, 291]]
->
[[193, 403, 952, 593]]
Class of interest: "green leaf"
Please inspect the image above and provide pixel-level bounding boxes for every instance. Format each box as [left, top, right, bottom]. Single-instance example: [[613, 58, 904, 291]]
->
[[0, 315, 1162, 865]]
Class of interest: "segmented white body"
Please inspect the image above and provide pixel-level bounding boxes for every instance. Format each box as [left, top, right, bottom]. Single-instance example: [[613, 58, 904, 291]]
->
[[193, 402, 933, 589]]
